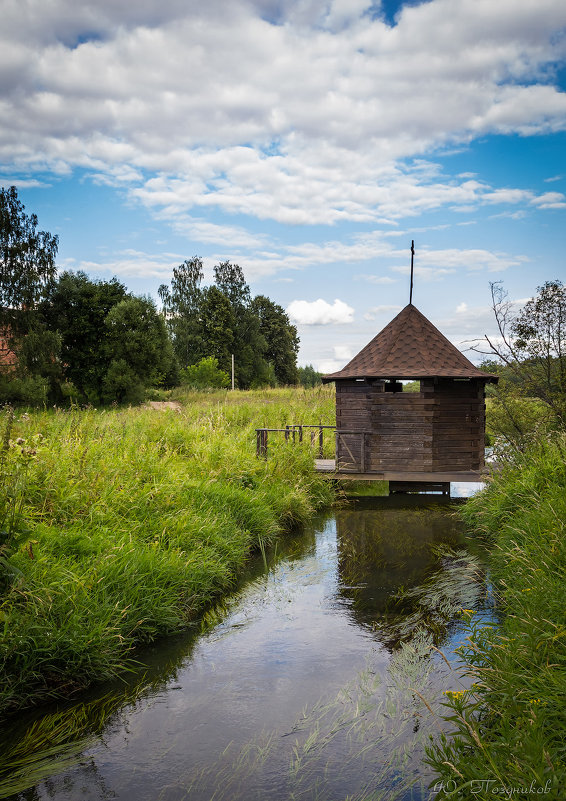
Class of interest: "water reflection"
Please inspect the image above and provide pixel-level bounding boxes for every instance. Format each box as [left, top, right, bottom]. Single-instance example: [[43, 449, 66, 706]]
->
[[1, 499, 492, 801], [335, 498, 489, 650]]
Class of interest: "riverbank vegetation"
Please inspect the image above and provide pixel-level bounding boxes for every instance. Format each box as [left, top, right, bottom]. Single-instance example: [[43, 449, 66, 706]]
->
[[0, 387, 335, 717], [427, 433, 566, 796], [480, 279, 566, 443]]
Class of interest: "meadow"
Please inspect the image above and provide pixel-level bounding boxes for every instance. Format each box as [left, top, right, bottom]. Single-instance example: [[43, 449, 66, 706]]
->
[[0, 387, 336, 717], [426, 432, 566, 796]]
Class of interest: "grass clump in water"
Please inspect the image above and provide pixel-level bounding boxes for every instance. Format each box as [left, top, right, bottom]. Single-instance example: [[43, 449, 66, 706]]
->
[[0, 388, 335, 716], [426, 433, 566, 797]]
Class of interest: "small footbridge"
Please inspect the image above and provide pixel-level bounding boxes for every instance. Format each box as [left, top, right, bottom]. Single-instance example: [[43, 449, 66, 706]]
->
[[255, 424, 488, 496]]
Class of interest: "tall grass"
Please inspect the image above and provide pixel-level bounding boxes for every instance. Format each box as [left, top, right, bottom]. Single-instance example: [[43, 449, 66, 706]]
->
[[0, 387, 335, 716], [426, 433, 566, 797]]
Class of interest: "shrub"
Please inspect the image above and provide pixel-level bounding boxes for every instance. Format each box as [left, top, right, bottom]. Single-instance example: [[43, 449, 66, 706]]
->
[[181, 356, 230, 389]]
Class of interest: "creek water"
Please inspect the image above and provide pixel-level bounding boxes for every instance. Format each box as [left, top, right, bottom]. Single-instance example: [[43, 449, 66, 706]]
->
[[4, 488, 495, 801]]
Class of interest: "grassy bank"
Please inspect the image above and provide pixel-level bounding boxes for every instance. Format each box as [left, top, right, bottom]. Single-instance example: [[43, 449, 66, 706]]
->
[[427, 433, 566, 797], [0, 387, 335, 717]]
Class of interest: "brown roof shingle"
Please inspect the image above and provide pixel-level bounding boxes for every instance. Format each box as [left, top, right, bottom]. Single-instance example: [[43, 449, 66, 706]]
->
[[323, 304, 498, 381]]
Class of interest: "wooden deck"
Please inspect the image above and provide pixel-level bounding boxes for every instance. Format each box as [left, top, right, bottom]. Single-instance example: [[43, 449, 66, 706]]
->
[[314, 459, 487, 483]]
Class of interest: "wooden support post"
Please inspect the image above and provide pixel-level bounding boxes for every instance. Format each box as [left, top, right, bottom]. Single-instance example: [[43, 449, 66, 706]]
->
[[298, 425, 303, 443], [256, 429, 260, 458], [285, 425, 289, 442], [319, 424, 323, 458], [262, 429, 268, 458]]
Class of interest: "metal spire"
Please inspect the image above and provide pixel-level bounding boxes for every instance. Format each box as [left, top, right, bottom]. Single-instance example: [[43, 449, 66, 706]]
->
[[409, 240, 415, 305]]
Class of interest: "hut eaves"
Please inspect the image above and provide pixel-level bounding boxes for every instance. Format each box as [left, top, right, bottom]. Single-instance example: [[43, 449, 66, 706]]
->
[[322, 304, 498, 382]]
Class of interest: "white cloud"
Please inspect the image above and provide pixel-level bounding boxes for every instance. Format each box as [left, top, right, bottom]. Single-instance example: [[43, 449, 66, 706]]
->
[[333, 344, 353, 361], [0, 177, 50, 189], [530, 191, 566, 209], [355, 274, 397, 285], [317, 359, 344, 374], [393, 247, 528, 276], [72, 249, 184, 279], [287, 298, 355, 325], [1, 0, 565, 229], [364, 304, 402, 320]]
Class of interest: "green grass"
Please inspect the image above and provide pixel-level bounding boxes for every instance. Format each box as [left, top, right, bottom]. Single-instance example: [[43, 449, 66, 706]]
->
[[0, 387, 335, 716], [426, 432, 566, 797]]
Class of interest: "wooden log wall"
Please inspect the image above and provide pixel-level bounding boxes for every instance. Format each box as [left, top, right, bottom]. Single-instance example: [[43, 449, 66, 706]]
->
[[335, 379, 486, 473]]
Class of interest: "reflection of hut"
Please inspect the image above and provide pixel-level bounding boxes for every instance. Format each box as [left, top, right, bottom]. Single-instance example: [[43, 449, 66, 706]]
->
[[322, 304, 498, 485], [334, 501, 484, 649]]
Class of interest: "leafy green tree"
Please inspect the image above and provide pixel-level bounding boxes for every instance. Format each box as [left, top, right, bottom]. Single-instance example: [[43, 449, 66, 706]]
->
[[297, 364, 322, 388], [103, 296, 176, 403], [214, 260, 251, 307], [0, 187, 60, 404], [39, 271, 128, 402], [16, 321, 63, 400], [181, 356, 230, 389], [213, 261, 267, 389], [250, 295, 299, 385], [0, 186, 58, 335], [199, 286, 235, 373], [158, 257, 204, 367]]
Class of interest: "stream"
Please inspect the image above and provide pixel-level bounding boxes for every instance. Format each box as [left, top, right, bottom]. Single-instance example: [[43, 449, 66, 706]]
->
[[2, 487, 495, 801]]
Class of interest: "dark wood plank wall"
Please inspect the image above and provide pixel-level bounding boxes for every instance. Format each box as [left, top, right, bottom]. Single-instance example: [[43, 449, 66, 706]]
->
[[336, 379, 485, 473], [335, 382, 372, 470]]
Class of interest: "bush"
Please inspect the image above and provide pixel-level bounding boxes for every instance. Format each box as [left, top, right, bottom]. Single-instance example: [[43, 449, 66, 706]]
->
[[181, 356, 230, 389], [0, 374, 49, 406]]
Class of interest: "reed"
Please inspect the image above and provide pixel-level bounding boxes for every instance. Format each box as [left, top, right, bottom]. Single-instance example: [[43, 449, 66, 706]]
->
[[426, 432, 566, 797], [0, 388, 335, 716]]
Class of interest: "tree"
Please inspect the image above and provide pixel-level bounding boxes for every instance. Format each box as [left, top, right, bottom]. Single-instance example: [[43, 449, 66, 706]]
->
[[214, 260, 251, 308], [103, 296, 176, 403], [213, 261, 267, 388], [39, 271, 129, 402], [0, 186, 58, 335], [199, 286, 235, 373], [158, 257, 204, 367], [297, 364, 322, 388], [250, 295, 299, 384], [472, 280, 566, 428]]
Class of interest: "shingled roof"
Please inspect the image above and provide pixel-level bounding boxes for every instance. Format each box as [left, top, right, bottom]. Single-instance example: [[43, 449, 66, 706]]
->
[[323, 304, 498, 382]]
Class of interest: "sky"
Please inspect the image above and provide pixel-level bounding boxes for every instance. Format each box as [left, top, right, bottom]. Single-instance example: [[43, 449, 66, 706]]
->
[[1, 0, 565, 372]]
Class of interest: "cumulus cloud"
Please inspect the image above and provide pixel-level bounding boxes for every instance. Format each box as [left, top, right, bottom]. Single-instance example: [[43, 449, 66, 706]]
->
[[287, 298, 355, 325], [364, 304, 402, 320], [355, 274, 397, 285], [1, 0, 565, 228], [392, 247, 528, 276], [72, 249, 184, 279], [333, 344, 353, 361]]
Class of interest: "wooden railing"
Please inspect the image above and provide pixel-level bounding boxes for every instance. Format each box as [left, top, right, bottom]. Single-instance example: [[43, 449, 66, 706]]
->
[[255, 425, 371, 473], [255, 424, 335, 459]]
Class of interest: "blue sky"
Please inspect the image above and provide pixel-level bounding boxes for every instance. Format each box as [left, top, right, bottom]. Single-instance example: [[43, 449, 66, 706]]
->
[[1, 0, 565, 371]]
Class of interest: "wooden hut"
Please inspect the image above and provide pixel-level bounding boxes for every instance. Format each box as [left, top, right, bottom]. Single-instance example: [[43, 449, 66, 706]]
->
[[322, 303, 498, 485]]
